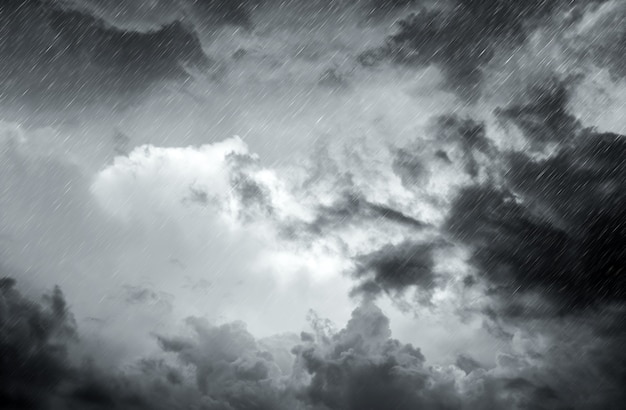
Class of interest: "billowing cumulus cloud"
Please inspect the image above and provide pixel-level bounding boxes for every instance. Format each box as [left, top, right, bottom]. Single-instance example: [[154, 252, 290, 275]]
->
[[0, 279, 292, 409], [294, 303, 456, 410], [3, 281, 624, 409]]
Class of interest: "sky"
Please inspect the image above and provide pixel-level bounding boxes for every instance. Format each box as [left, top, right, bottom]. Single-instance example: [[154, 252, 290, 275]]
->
[[0, 0, 624, 409]]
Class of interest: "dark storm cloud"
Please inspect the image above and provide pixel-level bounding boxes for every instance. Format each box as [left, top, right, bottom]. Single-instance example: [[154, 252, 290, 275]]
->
[[188, 0, 261, 28], [2, 1, 625, 409], [506, 132, 625, 224], [352, 241, 439, 298], [0, 278, 75, 409], [72, 0, 181, 26], [359, 0, 603, 97], [66, 0, 258, 29], [434, 67, 625, 318], [368, 203, 427, 228], [2, 282, 451, 410], [0, 279, 292, 410], [306, 191, 427, 235], [433, 115, 494, 178], [312, 116, 498, 300], [435, 116, 492, 154], [0, 0, 210, 111], [46, 8, 209, 80], [364, 0, 419, 16], [294, 302, 606, 410], [446, 129, 626, 315], [3, 279, 625, 409], [447, 186, 579, 314], [155, 318, 297, 409], [505, 133, 625, 306], [496, 77, 581, 144], [294, 303, 461, 410], [279, 185, 428, 240]]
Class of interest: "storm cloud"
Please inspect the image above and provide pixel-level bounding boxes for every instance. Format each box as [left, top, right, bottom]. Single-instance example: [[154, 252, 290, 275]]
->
[[446, 132, 625, 316], [359, 0, 611, 97], [0, 0, 209, 111], [6, 280, 623, 410], [0, 278, 75, 409], [352, 241, 439, 298], [495, 77, 581, 144], [1, 0, 625, 409]]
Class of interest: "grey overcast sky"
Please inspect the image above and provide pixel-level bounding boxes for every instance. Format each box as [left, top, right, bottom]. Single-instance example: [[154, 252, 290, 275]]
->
[[1, 1, 625, 409]]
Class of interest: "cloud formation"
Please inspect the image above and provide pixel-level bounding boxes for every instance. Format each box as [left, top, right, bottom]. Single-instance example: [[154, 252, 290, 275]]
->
[[3, 280, 624, 409], [0, 278, 76, 409], [446, 131, 625, 316], [360, 0, 612, 97], [0, 0, 209, 111], [1, 0, 625, 408]]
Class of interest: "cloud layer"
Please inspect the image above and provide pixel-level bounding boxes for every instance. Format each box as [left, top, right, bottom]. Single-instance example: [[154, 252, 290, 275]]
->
[[1, 0, 625, 409]]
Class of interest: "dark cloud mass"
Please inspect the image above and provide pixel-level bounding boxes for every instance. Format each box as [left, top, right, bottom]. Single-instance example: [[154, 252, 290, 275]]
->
[[364, 0, 419, 16], [189, 0, 259, 28], [296, 191, 427, 238], [0, 279, 289, 410], [433, 115, 494, 178], [446, 130, 626, 315], [74, 0, 259, 29], [2, 279, 625, 409], [352, 241, 439, 298], [360, 0, 608, 97], [496, 78, 581, 144], [0, 278, 75, 409], [295, 303, 453, 410], [0, 0, 209, 111], [46, 8, 209, 78]]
